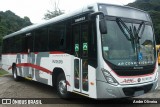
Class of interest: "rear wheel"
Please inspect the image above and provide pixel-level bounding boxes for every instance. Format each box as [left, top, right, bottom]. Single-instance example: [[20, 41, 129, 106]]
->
[[12, 67, 21, 81], [57, 73, 70, 98]]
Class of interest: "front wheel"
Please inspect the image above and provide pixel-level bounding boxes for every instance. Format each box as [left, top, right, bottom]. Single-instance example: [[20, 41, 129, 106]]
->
[[57, 73, 70, 98], [12, 67, 21, 81]]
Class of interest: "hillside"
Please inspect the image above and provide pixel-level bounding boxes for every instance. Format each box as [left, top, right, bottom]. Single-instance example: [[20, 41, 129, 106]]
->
[[0, 10, 32, 45], [128, 0, 160, 44]]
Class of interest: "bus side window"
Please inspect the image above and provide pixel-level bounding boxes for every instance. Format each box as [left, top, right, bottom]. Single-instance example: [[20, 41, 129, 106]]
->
[[15, 35, 22, 53], [48, 25, 61, 51], [21, 34, 27, 52], [34, 27, 48, 52], [48, 21, 68, 51], [2, 39, 7, 53], [66, 20, 72, 52], [25, 33, 34, 52], [48, 25, 55, 51]]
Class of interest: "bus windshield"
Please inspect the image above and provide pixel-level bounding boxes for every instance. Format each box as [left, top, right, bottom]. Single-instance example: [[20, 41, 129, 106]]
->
[[102, 18, 156, 67]]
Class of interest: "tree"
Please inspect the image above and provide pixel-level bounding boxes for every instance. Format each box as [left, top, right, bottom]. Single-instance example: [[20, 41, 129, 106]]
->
[[0, 10, 32, 46], [24, 16, 31, 23], [44, 1, 64, 20]]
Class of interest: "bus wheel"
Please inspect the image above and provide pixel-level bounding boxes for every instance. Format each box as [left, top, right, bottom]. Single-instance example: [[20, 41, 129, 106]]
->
[[12, 67, 20, 81], [57, 73, 70, 98]]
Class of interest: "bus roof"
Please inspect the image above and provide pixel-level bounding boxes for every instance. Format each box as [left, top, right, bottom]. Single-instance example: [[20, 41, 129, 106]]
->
[[3, 2, 149, 39]]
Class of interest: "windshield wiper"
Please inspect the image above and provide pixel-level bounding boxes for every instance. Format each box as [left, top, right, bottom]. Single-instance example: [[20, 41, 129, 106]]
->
[[116, 18, 145, 41], [116, 17, 146, 63], [116, 17, 137, 54], [133, 21, 145, 40], [133, 21, 145, 62], [116, 18, 134, 41], [138, 21, 145, 38]]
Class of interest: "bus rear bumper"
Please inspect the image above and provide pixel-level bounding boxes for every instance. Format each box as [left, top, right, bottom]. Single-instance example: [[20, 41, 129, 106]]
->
[[96, 79, 158, 99]]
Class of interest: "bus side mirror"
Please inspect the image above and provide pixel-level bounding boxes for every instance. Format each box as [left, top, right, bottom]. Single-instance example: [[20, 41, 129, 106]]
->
[[99, 19, 107, 34], [89, 11, 107, 34], [89, 11, 104, 19]]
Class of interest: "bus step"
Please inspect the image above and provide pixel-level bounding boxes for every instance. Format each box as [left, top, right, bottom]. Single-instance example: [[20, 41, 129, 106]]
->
[[25, 76, 32, 80]]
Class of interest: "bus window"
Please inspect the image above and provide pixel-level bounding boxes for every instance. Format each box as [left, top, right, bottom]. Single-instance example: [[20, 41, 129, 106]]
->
[[24, 33, 34, 52], [48, 22, 66, 51], [34, 27, 48, 52]]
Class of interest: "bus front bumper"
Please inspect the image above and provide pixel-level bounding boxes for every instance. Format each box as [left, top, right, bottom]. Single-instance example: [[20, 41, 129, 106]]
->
[[96, 78, 158, 99]]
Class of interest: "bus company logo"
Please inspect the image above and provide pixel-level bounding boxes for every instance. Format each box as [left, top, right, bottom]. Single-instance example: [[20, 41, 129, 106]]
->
[[121, 79, 136, 84], [134, 67, 143, 70], [75, 17, 85, 22], [142, 77, 152, 82], [137, 78, 141, 82]]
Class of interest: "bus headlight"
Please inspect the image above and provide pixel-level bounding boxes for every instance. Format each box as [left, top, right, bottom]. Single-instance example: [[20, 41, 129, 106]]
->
[[102, 68, 118, 86]]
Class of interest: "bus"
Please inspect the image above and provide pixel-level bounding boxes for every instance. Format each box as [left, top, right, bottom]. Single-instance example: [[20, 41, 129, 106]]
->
[[156, 45, 160, 64], [1, 3, 158, 99]]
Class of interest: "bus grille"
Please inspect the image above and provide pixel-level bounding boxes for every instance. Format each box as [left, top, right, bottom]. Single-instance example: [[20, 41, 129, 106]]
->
[[113, 68, 154, 76], [123, 84, 153, 96]]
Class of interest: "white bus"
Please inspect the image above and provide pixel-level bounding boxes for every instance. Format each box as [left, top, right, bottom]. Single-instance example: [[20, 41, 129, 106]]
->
[[2, 3, 158, 99]]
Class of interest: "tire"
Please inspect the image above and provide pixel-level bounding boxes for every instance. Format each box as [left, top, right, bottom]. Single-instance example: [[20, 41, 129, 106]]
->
[[12, 66, 21, 81], [57, 73, 70, 98]]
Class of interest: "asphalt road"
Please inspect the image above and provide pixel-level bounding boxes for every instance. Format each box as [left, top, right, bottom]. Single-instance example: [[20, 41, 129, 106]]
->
[[0, 67, 160, 107]]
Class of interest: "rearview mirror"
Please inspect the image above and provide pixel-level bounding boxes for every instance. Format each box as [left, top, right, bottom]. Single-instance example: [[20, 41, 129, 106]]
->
[[89, 11, 104, 19], [99, 19, 107, 34], [89, 11, 107, 34]]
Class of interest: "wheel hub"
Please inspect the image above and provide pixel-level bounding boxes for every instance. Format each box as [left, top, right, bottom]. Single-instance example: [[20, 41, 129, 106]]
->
[[59, 80, 67, 95], [13, 70, 17, 78]]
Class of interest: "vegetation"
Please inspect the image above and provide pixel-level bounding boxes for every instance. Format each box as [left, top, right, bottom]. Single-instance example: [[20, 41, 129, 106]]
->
[[128, 0, 160, 44], [44, 2, 64, 20], [44, 9, 64, 20], [0, 69, 8, 76], [0, 10, 32, 46]]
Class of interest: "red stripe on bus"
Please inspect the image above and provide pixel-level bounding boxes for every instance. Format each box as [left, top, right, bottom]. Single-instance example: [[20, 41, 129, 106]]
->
[[8, 66, 12, 70], [34, 52, 39, 54], [2, 51, 65, 55], [66, 81, 71, 86], [20, 52, 28, 54], [49, 51, 65, 54], [8, 63, 52, 74]]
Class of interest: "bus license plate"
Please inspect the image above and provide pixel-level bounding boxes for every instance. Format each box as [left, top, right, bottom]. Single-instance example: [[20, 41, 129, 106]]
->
[[134, 90, 144, 96]]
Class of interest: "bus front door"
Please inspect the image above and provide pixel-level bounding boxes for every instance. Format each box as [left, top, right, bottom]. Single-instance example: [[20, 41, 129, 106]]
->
[[73, 22, 89, 95]]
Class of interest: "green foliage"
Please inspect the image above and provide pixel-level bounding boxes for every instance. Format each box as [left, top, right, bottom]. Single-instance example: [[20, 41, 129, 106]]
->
[[128, 0, 160, 44], [44, 2, 64, 20], [0, 69, 8, 76], [44, 10, 64, 20], [0, 10, 32, 45]]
